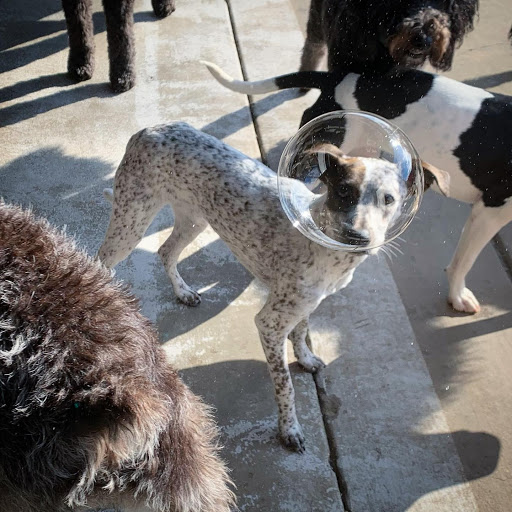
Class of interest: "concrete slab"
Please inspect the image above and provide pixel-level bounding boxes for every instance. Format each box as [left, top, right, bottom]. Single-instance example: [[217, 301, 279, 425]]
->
[[312, 258, 486, 512], [0, 0, 343, 510], [225, 0, 320, 169]]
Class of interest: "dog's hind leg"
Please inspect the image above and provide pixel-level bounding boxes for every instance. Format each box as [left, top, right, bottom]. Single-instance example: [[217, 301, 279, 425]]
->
[[62, 0, 95, 81], [157, 206, 208, 306], [102, 0, 136, 92], [289, 318, 326, 373], [98, 192, 164, 269], [446, 199, 512, 314]]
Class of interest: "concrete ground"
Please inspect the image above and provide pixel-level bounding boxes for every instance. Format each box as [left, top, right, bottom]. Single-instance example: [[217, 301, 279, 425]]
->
[[0, 0, 511, 511]]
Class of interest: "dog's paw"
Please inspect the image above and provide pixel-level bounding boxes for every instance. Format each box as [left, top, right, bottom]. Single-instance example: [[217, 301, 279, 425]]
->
[[448, 287, 481, 314], [152, 0, 176, 18], [110, 71, 136, 93], [178, 288, 202, 307], [299, 354, 326, 374], [67, 53, 94, 82], [280, 424, 306, 454]]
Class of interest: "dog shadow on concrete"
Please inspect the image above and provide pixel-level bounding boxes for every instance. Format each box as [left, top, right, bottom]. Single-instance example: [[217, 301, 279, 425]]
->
[[180, 358, 500, 511], [202, 90, 301, 147], [463, 71, 512, 89], [1, 6, 164, 75], [0, 147, 254, 335]]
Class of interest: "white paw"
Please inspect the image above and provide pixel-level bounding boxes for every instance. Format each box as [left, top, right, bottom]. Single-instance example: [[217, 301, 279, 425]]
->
[[177, 287, 201, 307], [299, 354, 326, 374], [448, 287, 481, 314], [280, 422, 305, 453]]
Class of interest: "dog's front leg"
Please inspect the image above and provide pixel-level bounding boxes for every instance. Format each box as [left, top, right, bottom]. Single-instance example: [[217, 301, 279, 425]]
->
[[255, 296, 307, 453], [62, 0, 95, 81], [102, 0, 136, 92], [289, 318, 326, 373], [447, 199, 512, 313]]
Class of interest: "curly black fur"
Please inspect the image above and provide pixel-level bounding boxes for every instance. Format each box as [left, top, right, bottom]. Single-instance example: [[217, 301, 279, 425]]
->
[[61, 0, 176, 92], [0, 201, 234, 512], [300, 0, 479, 74]]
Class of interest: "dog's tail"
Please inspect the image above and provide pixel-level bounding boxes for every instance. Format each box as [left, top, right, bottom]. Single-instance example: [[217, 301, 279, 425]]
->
[[202, 61, 329, 95], [103, 188, 114, 204]]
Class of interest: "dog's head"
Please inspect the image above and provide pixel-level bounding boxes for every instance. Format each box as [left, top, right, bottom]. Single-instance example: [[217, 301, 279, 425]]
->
[[388, 8, 452, 69], [310, 145, 449, 254], [385, 0, 478, 71]]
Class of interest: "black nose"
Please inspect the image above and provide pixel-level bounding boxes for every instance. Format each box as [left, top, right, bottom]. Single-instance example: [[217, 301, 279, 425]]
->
[[411, 33, 433, 50], [345, 228, 370, 246]]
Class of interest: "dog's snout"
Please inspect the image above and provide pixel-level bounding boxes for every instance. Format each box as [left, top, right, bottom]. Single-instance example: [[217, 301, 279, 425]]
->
[[345, 228, 370, 246], [412, 32, 433, 49]]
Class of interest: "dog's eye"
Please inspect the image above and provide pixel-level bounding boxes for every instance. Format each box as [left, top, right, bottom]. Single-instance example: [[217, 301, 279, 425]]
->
[[384, 194, 395, 205]]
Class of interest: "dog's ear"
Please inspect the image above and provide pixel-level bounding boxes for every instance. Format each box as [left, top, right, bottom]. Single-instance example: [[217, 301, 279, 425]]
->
[[421, 160, 450, 196], [308, 143, 347, 186]]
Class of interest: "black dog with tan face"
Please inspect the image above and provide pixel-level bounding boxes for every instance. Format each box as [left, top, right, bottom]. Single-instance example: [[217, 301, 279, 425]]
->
[[300, 0, 478, 74], [0, 201, 233, 512]]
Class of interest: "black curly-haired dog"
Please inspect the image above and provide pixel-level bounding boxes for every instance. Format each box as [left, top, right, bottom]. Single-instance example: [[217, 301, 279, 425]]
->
[[62, 0, 175, 92], [0, 201, 234, 512], [300, 0, 479, 74]]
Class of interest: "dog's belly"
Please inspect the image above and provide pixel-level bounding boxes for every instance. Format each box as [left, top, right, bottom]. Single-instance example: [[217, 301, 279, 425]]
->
[[337, 73, 493, 204]]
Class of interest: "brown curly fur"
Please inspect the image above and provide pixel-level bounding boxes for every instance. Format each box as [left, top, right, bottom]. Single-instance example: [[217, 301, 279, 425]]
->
[[0, 201, 234, 512], [300, 0, 478, 74]]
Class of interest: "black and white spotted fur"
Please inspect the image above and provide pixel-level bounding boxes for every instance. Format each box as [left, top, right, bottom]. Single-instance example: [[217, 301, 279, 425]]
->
[[204, 62, 512, 314], [97, 123, 438, 452]]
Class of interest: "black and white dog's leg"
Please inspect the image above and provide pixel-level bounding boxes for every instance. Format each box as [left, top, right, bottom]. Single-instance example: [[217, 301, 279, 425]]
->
[[447, 199, 512, 314], [152, 0, 176, 18], [299, 0, 327, 74], [158, 206, 208, 307], [102, 0, 136, 92], [255, 295, 308, 453], [62, 0, 95, 81], [289, 318, 326, 373]]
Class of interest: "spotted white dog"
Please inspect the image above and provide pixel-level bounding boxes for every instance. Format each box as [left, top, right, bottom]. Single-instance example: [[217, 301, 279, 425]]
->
[[98, 123, 447, 452]]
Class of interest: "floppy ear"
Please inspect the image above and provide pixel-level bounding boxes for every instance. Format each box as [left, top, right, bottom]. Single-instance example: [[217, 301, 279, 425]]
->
[[421, 160, 450, 196], [308, 144, 346, 186]]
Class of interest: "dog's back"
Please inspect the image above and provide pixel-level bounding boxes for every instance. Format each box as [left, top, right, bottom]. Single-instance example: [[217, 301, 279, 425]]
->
[[0, 201, 233, 512], [104, 122, 324, 284]]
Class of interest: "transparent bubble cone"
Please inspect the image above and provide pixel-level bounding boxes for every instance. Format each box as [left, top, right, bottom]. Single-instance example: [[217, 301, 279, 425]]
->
[[277, 110, 424, 251]]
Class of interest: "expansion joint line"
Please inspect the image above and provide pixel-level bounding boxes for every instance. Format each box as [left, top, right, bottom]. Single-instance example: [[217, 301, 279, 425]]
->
[[224, 0, 267, 164], [313, 370, 352, 512]]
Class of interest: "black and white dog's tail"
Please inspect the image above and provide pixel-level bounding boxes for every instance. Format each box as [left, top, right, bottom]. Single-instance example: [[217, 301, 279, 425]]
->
[[202, 61, 329, 95]]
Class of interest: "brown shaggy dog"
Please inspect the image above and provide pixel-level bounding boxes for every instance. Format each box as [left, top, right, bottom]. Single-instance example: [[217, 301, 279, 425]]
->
[[62, 0, 175, 92], [0, 201, 234, 512], [300, 0, 478, 74]]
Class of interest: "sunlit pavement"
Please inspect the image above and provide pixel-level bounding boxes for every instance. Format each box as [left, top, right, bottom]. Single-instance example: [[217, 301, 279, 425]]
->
[[1, 0, 511, 510]]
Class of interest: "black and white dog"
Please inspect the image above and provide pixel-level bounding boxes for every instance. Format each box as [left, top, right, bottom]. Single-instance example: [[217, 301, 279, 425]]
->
[[97, 122, 448, 452], [203, 62, 512, 314]]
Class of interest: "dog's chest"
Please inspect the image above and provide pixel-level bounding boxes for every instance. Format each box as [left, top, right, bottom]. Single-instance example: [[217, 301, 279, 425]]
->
[[313, 250, 366, 301]]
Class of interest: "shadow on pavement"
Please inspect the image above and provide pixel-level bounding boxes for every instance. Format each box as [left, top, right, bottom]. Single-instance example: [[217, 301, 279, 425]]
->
[[180, 358, 500, 511], [0, 8, 164, 73]]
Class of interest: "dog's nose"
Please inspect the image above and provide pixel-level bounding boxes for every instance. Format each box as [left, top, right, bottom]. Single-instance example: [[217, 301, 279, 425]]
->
[[412, 32, 433, 50], [345, 228, 370, 246]]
